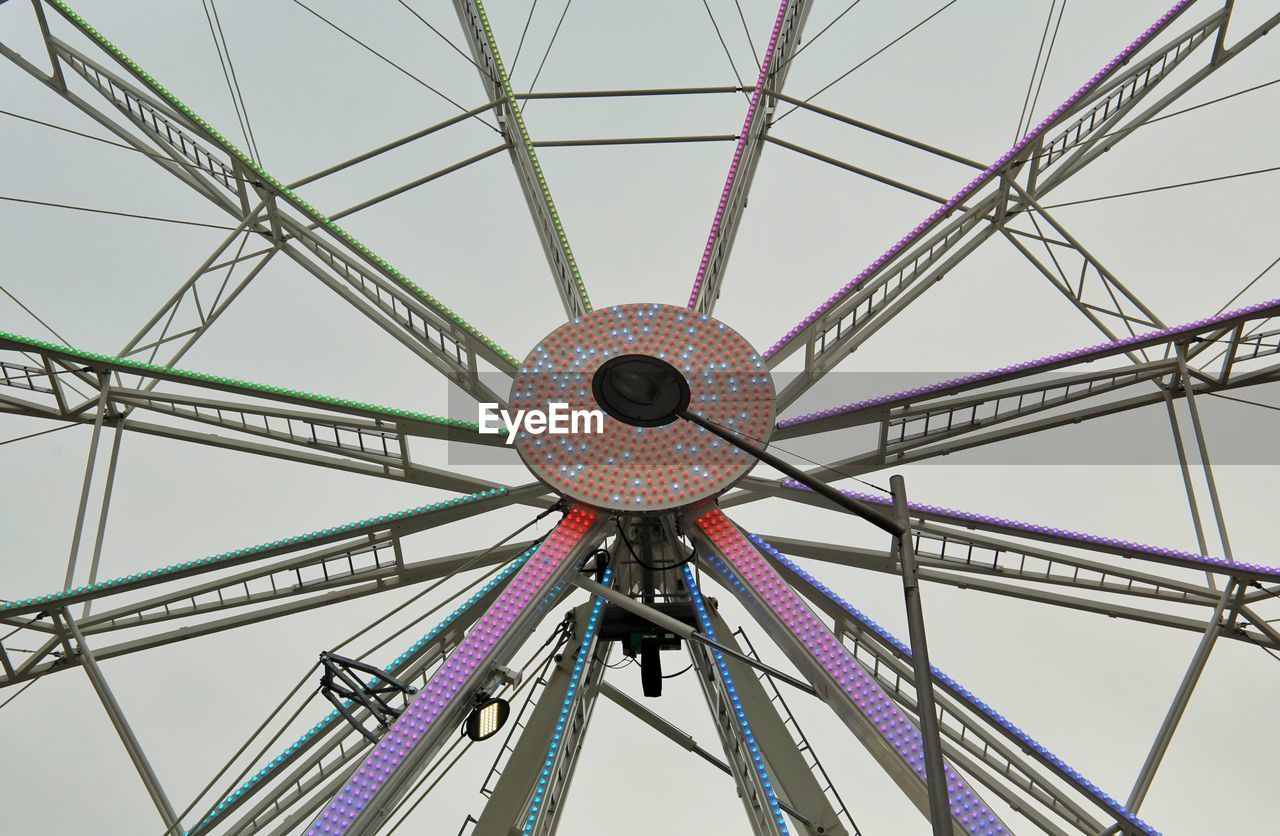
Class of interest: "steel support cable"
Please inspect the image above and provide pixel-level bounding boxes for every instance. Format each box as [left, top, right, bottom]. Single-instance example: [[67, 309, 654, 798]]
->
[[732, 0, 762, 72], [0, 195, 237, 230], [168, 508, 561, 834], [775, 0, 961, 123], [0, 424, 78, 448], [0, 110, 259, 183], [701, 0, 750, 98], [1205, 391, 1280, 414], [772, 0, 866, 75], [510, 0, 540, 74], [202, 0, 261, 164], [1023, 0, 1068, 139], [522, 0, 574, 111], [1014, 0, 1059, 143], [395, 0, 497, 82], [0, 282, 75, 345], [1214, 253, 1280, 316], [285, 0, 500, 133], [1042, 163, 1280, 208]]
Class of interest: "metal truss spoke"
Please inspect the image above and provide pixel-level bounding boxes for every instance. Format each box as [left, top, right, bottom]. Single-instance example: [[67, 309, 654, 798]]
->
[[305, 508, 606, 833], [2, 3, 518, 401], [685, 507, 1010, 834], [688, 0, 813, 315], [771, 297, 1280, 474], [766, 3, 1280, 409], [752, 534, 1158, 835], [453, 0, 593, 319], [0, 330, 533, 496]]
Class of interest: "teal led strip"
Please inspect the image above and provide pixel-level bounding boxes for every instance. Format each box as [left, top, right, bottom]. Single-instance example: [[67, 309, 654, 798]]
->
[[470, 0, 591, 313], [683, 565, 790, 834], [47, 0, 517, 366], [521, 567, 613, 834], [0, 330, 499, 435], [0, 488, 508, 614], [189, 544, 539, 834]]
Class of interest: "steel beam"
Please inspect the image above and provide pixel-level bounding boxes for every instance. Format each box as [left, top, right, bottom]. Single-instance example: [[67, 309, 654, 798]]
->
[[688, 0, 812, 315], [453, 0, 592, 319]]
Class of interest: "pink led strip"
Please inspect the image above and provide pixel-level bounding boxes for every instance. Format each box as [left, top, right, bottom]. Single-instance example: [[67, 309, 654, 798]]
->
[[308, 506, 600, 835], [764, 0, 1195, 360], [687, 0, 794, 309], [694, 508, 1008, 834]]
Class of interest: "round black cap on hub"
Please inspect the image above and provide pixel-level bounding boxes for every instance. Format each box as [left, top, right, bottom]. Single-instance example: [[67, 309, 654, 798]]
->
[[591, 354, 690, 427]]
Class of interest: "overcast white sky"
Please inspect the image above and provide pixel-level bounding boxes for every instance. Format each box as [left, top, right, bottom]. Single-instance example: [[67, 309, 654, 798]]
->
[[2, 1, 1279, 833]]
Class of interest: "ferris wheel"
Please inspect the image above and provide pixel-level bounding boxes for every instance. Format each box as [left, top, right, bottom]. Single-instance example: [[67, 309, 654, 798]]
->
[[2, 0, 1279, 833]]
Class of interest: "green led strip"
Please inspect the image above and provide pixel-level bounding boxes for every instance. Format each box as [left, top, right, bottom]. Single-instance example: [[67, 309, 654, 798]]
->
[[0, 330, 499, 434], [0, 488, 508, 613], [471, 0, 592, 313], [48, 0, 517, 366]]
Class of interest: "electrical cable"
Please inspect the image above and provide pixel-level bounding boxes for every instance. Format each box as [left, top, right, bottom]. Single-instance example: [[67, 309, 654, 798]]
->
[[286, 0, 499, 133], [701, 0, 749, 98], [0, 195, 237, 231], [773, 0, 866, 75], [775, 0, 960, 123], [522, 0, 574, 111], [614, 520, 697, 571], [1043, 164, 1280, 209], [661, 663, 694, 679]]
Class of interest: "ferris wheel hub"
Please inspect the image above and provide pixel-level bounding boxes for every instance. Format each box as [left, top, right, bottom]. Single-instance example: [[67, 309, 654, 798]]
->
[[510, 303, 775, 512]]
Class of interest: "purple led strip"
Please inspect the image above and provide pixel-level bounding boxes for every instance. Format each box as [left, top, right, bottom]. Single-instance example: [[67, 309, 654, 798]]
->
[[763, 0, 1194, 359], [749, 532, 1159, 835], [687, 0, 793, 309], [775, 478, 1280, 581], [778, 297, 1280, 428], [307, 507, 599, 835], [695, 509, 1008, 835]]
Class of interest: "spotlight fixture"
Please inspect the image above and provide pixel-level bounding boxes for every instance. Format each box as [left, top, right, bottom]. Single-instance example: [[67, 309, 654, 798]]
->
[[464, 695, 510, 742]]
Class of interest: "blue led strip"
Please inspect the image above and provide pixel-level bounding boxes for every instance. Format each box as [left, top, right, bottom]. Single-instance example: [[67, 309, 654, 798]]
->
[[521, 568, 614, 835], [682, 566, 791, 835], [188, 546, 539, 835], [747, 533, 1160, 836]]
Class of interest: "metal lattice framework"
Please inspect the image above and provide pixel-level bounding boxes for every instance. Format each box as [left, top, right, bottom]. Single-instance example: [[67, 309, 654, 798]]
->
[[2, 1, 1278, 834]]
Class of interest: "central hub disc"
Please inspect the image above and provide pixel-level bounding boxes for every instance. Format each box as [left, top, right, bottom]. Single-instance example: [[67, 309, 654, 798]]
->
[[511, 303, 775, 512]]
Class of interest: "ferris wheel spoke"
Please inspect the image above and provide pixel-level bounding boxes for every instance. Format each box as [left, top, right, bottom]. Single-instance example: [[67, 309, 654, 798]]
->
[[686, 507, 1012, 835], [0, 493, 534, 689], [471, 573, 613, 836], [753, 535, 1155, 835], [184, 545, 552, 836], [770, 297, 1280, 474], [766, 2, 1280, 410], [453, 0, 593, 321], [687, 0, 813, 317], [682, 570, 852, 836], [5, 3, 519, 401], [0, 330, 538, 497], [305, 506, 606, 834]]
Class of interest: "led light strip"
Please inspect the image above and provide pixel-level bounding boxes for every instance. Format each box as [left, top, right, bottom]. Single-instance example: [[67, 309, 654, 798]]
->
[[692, 508, 1007, 834], [0, 489, 510, 615], [765, 0, 1194, 359], [688, 0, 794, 310], [520, 567, 614, 835], [773, 479, 1280, 581], [46, 1, 516, 364], [309, 506, 601, 834], [188, 546, 536, 834], [682, 565, 791, 834], [776, 297, 1280, 428], [0, 330, 495, 435], [750, 532, 1160, 835]]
